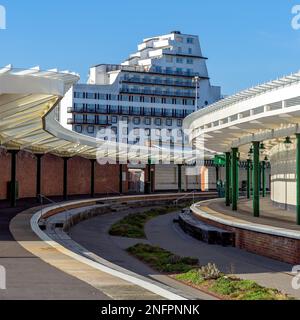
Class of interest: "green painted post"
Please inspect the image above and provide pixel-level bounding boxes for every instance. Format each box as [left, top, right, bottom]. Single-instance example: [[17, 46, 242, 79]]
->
[[247, 159, 251, 199], [231, 148, 238, 211], [261, 161, 266, 198], [296, 134, 300, 225], [225, 152, 231, 206], [253, 142, 260, 217]]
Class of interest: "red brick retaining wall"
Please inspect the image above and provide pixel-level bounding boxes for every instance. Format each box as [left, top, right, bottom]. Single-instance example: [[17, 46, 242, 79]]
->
[[193, 212, 300, 265], [0, 151, 128, 200]]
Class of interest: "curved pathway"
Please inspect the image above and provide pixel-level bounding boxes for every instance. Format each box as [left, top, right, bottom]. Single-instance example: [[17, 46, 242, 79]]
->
[[145, 212, 300, 299], [69, 208, 217, 300]]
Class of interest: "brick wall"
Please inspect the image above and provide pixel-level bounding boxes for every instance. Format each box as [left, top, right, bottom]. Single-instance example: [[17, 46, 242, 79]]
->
[[0, 151, 125, 200], [193, 212, 300, 265]]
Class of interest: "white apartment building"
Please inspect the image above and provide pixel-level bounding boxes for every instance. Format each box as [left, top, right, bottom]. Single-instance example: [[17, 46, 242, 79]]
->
[[60, 31, 221, 192]]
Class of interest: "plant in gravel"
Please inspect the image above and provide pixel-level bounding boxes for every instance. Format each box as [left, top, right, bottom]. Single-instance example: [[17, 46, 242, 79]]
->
[[127, 243, 199, 273], [199, 263, 222, 280], [210, 276, 291, 300]]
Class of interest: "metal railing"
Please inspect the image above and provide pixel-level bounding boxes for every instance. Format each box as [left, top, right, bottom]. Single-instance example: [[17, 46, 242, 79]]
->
[[173, 190, 198, 206], [38, 194, 71, 225]]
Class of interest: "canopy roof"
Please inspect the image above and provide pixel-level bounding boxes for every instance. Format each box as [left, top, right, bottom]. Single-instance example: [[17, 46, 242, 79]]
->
[[0, 65, 203, 163], [184, 70, 300, 159]]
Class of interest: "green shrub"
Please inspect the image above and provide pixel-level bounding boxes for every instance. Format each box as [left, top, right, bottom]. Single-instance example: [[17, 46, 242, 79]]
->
[[127, 243, 199, 273]]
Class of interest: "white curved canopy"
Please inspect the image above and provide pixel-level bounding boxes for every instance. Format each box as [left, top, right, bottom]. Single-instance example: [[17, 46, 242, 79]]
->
[[184, 70, 300, 159], [0, 65, 200, 163]]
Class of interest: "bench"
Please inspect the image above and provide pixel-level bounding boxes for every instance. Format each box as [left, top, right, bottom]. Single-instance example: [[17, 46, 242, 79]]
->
[[176, 210, 235, 246]]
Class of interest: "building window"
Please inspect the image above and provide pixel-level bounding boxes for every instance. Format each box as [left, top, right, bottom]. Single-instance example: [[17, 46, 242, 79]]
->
[[176, 36, 183, 42], [111, 115, 118, 124], [133, 117, 140, 125], [86, 93, 96, 99], [74, 103, 84, 112], [151, 97, 156, 103], [98, 115, 108, 124], [122, 116, 129, 123], [165, 109, 173, 117], [144, 108, 151, 116], [144, 117, 151, 125], [74, 92, 84, 99], [111, 126, 118, 135], [155, 118, 162, 126], [87, 104, 95, 112], [145, 128, 150, 136], [109, 105, 119, 114], [188, 48, 193, 54], [87, 126, 94, 134], [177, 129, 183, 137], [134, 128, 140, 136], [75, 125, 82, 133], [177, 119, 183, 127], [187, 37, 194, 44], [166, 119, 173, 126], [132, 107, 141, 115], [187, 58, 194, 64], [166, 56, 173, 63], [121, 106, 130, 114], [176, 57, 183, 64]]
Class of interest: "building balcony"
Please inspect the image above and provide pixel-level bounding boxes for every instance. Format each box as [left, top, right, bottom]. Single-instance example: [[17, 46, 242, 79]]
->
[[67, 119, 111, 126], [120, 87, 195, 98], [121, 78, 194, 88], [67, 107, 188, 119]]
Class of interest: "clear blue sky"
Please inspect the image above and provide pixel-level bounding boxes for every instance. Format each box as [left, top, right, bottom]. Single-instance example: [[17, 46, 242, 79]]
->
[[1, 0, 300, 95]]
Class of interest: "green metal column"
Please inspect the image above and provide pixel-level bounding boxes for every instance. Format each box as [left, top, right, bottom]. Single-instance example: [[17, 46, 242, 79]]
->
[[178, 164, 182, 193], [9, 150, 18, 208], [231, 148, 238, 211], [63, 157, 69, 201], [35, 154, 43, 202], [225, 152, 231, 206], [247, 159, 251, 199], [261, 161, 266, 198], [253, 142, 260, 217], [296, 134, 300, 225], [90, 159, 95, 198]]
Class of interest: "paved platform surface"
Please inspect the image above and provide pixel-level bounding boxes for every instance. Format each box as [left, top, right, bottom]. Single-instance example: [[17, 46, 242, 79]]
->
[[208, 197, 300, 231], [145, 211, 300, 299], [69, 208, 217, 300], [0, 203, 109, 300]]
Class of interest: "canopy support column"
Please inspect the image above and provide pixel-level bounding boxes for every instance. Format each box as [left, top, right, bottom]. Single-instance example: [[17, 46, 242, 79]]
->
[[178, 164, 182, 193], [225, 152, 231, 207], [231, 148, 238, 211], [261, 161, 266, 198], [247, 159, 251, 199], [9, 150, 19, 208], [253, 142, 260, 217], [90, 159, 95, 198], [35, 154, 43, 202], [63, 157, 70, 201]]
